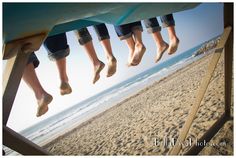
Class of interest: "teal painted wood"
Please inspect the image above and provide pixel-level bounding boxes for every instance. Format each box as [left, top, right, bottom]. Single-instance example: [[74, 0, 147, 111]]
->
[[3, 3, 199, 43]]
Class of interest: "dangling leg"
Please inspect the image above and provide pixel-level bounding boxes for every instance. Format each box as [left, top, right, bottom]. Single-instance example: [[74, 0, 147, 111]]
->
[[100, 39, 117, 77], [55, 57, 72, 95], [151, 31, 169, 63], [123, 36, 136, 66], [160, 14, 179, 55], [114, 23, 144, 66], [132, 28, 146, 65], [94, 24, 117, 77], [83, 40, 105, 84], [144, 17, 168, 63], [75, 28, 105, 84], [44, 33, 72, 95], [22, 62, 53, 117], [167, 25, 179, 55]]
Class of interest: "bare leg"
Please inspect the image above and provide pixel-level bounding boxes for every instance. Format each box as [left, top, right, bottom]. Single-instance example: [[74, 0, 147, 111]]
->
[[55, 57, 68, 82], [100, 39, 117, 77], [22, 63, 53, 117], [55, 57, 72, 95], [22, 63, 46, 100], [132, 29, 146, 65], [151, 31, 169, 63], [83, 41, 105, 84], [167, 26, 179, 55], [124, 36, 135, 66]]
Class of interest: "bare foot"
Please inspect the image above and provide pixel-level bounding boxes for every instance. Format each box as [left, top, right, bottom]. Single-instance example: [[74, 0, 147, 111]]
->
[[36, 93, 53, 117], [127, 62, 137, 67], [107, 57, 117, 77], [168, 38, 180, 55], [93, 61, 105, 84], [127, 48, 135, 67], [131, 43, 146, 66], [155, 42, 169, 63], [60, 82, 72, 95]]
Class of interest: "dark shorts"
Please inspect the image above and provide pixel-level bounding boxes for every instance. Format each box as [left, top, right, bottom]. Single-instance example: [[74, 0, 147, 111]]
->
[[75, 23, 110, 45], [27, 52, 40, 68], [27, 33, 70, 68], [114, 21, 143, 40], [143, 14, 175, 33]]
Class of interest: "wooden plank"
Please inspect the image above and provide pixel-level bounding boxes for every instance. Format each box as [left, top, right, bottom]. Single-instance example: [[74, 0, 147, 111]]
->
[[224, 3, 233, 117], [185, 5, 234, 154], [2, 52, 30, 125], [184, 114, 231, 155], [2, 35, 50, 155], [3, 125, 49, 155], [169, 26, 232, 155]]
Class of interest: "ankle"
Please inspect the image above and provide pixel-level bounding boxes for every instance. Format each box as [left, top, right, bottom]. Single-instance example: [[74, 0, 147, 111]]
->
[[60, 76, 69, 84], [169, 36, 179, 43], [135, 42, 144, 48], [93, 60, 101, 67], [94, 60, 103, 69], [35, 91, 47, 101], [107, 55, 115, 62], [128, 47, 134, 55], [156, 41, 165, 48]]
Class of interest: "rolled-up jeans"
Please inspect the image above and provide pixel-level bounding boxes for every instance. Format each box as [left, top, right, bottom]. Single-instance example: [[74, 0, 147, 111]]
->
[[143, 14, 175, 33], [114, 21, 143, 40], [74, 23, 110, 45], [27, 33, 70, 68]]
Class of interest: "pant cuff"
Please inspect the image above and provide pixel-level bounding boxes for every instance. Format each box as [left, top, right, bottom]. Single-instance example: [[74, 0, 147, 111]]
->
[[162, 20, 175, 28], [78, 35, 92, 45], [119, 32, 132, 40], [131, 25, 143, 32], [27, 52, 40, 68], [146, 26, 161, 33], [98, 35, 110, 41], [48, 47, 70, 61]]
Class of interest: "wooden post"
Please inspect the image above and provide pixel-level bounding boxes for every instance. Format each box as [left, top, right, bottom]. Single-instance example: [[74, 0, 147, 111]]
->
[[169, 26, 232, 155], [2, 33, 47, 125], [2, 51, 30, 125], [185, 114, 232, 155], [2, 34, 49, 155], [224, 3, 233, 117], [170, 3, 234, 155], [3, 125, 50, 155]]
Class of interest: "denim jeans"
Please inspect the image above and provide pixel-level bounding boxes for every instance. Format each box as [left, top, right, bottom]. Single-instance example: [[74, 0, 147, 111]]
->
[[27, 52, 40, 68], [143, 14, 175, 33], [114, 21, 143, 40], [27, 33, 70, 68], [75, 23, 110, 45]]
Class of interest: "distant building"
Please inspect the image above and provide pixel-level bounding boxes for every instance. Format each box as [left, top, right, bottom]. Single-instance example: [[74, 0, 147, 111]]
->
[[192, 36, 220, 57]]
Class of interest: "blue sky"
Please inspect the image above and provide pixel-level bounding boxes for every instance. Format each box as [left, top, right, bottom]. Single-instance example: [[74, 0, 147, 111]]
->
[[5, 3, 224, 132]]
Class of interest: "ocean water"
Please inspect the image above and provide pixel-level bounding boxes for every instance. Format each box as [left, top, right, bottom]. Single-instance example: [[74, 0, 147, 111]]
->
[[4, 43, 209, 155]]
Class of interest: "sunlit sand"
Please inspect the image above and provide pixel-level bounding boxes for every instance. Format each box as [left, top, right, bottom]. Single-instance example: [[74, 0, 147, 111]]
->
[[44, 52, 233, 155]]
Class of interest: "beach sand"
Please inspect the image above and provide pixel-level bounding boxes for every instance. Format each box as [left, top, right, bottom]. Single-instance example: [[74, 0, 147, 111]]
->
[[44, 52, 233, 155]]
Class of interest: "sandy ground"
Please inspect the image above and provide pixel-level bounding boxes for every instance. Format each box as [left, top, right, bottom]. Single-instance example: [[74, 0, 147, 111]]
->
[[44, 52, 233, 155]]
